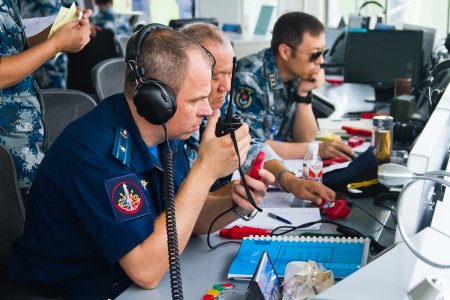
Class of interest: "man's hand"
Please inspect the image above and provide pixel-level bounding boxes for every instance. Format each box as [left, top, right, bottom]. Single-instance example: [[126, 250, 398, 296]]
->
[[289, 179, 335, 205], [319, 140, 356, 160], [230, 169, 275, 213], [196, 110, 251, 180], [298, 68, 325, 95]]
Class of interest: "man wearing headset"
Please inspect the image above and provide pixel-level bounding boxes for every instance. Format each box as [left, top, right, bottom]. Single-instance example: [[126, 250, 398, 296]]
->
[[233, 12, 355, 160], [8, 26, 273, 299], [182, 23, 335, 207]]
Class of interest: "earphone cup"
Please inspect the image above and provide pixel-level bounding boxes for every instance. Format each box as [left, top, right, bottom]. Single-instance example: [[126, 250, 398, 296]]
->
[[133, 80, 176, 125]]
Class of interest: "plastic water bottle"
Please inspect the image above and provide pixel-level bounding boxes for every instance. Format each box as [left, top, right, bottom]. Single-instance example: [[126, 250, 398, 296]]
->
[[302, 143, 323, 182]]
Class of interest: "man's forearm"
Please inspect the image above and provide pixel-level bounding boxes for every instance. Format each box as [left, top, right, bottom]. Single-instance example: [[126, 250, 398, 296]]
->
[[266, 139, 308, 159], [292, 103, 317, 142]]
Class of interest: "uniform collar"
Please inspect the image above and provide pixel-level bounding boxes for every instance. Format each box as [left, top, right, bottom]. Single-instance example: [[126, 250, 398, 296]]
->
[[112, 94, 179, 173], [263, 48, 284, 91]]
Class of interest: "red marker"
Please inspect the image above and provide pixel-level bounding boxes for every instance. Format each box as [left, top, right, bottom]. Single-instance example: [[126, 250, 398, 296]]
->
[[219, 225, 270, 239], [342, 126, 372, 137]]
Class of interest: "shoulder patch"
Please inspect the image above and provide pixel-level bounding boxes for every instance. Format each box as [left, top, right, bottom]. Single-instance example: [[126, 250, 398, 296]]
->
[[104, 174, 150, 222], [234, 85, 255, 109]]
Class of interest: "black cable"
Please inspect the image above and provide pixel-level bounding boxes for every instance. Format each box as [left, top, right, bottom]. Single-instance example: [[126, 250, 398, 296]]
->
[[230, 130, 261, 212], [206, 204, 242, 249], [351, 203, 396, 233], [162, 124, 183, 300]]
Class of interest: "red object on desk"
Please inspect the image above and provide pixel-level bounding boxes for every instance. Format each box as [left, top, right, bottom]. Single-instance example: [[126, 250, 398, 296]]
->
[[342, 125, 372, 137], [322, 157, 349, 167], [348, 137, 365, 147], [319, 198, 350, 220], [219, 225, 270, 239]]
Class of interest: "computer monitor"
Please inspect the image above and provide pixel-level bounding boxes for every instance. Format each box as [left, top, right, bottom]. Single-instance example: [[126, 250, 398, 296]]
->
[[403, 23, 436, 71], [399, 83, 450, 241], [344, 29, 424, 101]]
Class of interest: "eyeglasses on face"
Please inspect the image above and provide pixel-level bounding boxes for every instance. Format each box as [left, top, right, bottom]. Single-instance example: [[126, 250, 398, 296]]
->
[[284, 43, 327, 62]]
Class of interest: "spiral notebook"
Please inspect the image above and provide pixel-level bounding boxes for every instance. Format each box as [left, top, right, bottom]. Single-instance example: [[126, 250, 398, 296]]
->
[[228, 235, 370, 280]]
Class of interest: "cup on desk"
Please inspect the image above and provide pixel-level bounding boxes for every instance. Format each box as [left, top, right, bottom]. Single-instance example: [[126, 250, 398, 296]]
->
[[394, 77, 412, 98]]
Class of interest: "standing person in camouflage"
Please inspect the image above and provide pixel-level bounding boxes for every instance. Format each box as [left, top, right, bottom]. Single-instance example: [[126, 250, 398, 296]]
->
[[182, 23, 335, 205], [19, 0, 75, 89], [0, 0, 91, 196], [91, 0, 132, 36], [233, 12, 355, 160]]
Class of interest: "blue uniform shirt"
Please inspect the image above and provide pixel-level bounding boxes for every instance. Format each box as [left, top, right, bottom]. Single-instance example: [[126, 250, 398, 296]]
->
[[0, 0, 45, 191], [233, 48, 300, 142], [8, 93, 190, 299]]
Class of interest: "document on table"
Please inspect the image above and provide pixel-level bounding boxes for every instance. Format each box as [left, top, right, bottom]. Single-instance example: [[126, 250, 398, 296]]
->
[[226, 207, 321, 230]]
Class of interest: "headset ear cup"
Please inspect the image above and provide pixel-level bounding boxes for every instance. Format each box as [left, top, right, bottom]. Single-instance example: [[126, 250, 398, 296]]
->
[[133, 80, 176, 125]]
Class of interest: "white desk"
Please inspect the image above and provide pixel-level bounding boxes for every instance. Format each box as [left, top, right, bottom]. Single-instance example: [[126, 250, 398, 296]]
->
[[117, 196, 395, 299], [314, 82, 377, 119], [313, 227, 450, 300]]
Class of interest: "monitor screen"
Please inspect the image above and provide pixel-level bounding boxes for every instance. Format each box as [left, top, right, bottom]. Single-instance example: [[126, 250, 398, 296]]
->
[[403, 24, 436, 70], [344, 30, 424, 88]]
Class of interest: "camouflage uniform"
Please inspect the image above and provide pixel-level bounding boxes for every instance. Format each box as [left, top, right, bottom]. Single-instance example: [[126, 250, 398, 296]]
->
[[233, 48, 300, 142], [185, 98, 281, 191], [19, 0, 73, 89], [91, 7, 131, 36], [0, 0, 45, 192]]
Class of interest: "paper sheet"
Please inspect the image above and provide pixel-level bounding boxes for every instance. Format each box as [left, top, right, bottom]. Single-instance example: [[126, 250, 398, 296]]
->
[[226, 207, 321, 230], [47, 2, 79, 59], [22, 16, 56, 38]]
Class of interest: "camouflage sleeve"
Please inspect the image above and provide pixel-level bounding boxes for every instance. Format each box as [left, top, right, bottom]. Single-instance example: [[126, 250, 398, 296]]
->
[[241, 140, 281, 173], [233, 71, 267, 141]]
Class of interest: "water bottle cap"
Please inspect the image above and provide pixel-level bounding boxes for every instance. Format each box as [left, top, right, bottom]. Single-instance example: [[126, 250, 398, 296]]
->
[[308, 143, 319, 152], [373, 115, 394, 127]]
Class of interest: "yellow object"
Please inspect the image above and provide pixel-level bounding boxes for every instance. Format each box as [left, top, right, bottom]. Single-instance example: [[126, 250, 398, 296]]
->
[[48, 2, 79, 59], [207, 289, 219, 297], [347, 179, 379, 189], [317, 133, 341, 141]]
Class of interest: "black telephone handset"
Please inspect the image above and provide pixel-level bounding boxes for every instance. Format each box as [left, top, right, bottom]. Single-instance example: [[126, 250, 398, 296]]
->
[[215, 57, 243, 137], [215, 57, 262, 212]]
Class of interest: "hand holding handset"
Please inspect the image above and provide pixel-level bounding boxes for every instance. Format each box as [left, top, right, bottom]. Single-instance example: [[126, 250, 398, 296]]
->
[[215, 57, 261, 212], [215, 56, 242, 137], [248, 151, 265, 180]]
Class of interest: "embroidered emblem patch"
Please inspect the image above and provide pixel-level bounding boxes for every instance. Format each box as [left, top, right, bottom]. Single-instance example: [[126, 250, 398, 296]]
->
[[104, 174, 150, 222], [235, 85, 255, 109]]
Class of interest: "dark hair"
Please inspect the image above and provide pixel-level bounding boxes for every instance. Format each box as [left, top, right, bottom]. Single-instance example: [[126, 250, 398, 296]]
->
[[95, 0, 112, 5], [271, 12, 324, 56], [125, 29, 211, 97]]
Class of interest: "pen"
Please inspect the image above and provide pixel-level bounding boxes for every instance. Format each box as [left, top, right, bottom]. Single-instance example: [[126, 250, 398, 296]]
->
[[267, 212, 292, 225]]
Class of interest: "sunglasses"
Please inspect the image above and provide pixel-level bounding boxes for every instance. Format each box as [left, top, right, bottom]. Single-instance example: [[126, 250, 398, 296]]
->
[[284, 44, 327, 62]]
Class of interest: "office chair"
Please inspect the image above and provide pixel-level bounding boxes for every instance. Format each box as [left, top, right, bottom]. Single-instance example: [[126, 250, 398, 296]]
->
[[0, 145, 68, 300], [67, 28, 121, 95], [92, 58, 126, 101], [41, 89, 97, 147], [115, 34, 130, 56]]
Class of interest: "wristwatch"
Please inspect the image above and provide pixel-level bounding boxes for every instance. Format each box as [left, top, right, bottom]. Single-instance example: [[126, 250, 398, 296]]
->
[[293, 91, 312, 104], [277, 169, 296, 192], [234, 206, 258, 221]]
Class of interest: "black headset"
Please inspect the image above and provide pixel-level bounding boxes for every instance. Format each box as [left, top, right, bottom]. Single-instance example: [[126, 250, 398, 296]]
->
[[125, 23, 177, 125]]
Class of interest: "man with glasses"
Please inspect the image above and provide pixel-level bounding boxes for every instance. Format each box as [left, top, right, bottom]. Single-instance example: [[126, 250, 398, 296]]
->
[[233, 12, 355, 160]]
